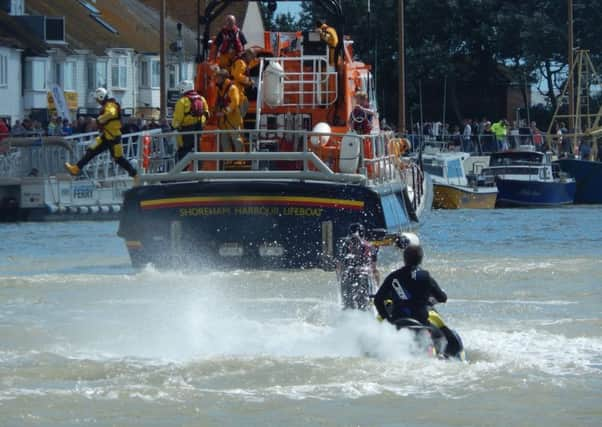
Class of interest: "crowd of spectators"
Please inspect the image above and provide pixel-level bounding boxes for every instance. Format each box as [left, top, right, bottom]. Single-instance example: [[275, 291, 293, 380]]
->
[[0, 115, 173, 138], [410, 117, 600, 160]]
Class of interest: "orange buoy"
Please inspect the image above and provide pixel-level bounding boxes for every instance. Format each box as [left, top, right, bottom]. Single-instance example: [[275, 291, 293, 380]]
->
[[142, 134, 151, 171]]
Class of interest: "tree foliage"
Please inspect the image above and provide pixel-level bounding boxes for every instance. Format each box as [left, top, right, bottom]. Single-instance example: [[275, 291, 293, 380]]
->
[[260, 0, 602, 127]]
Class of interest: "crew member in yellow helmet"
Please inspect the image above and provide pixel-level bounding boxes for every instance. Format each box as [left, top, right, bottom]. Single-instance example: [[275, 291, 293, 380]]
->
[[65, 88, 138, 184], [230, 48, 257, 118], [172, 80, 209, 161], [215, 68, 244, 152], [316, 20, 339, 66]]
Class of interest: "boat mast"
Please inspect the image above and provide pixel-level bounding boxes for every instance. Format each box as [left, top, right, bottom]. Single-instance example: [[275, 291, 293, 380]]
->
[[159, 0, 167, 120], [567, 0, 574, 138], [398, 0, 406, 133]]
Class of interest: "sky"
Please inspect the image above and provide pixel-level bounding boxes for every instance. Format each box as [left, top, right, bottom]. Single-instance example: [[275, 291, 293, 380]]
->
[[275, 1, 302, 15]]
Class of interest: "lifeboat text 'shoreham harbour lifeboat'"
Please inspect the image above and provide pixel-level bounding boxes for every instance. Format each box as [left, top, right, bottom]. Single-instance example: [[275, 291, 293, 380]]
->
[[117, 0, 433, 269]]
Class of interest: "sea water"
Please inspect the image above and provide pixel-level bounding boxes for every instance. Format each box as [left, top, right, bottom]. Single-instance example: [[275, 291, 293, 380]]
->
[[0, 207, 601, 426]]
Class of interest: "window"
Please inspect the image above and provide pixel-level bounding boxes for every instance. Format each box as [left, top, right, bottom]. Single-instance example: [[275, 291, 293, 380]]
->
[[140, 60, 149, 87], [151, 60, 160, 88], [55, 62, 62, 86], [89, 60, 108, 89], [0, 55, 8, 87], [111, 56, 127, 89], [446, 159, 464, 179], [45, 17, 65, 42], [168, 64, 177, 89], [25, 59, 47, 91], [63, 62, 75, 91]]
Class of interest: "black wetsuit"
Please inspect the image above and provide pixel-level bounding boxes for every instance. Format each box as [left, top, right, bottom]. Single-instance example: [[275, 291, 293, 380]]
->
[[374, 266, 447, 325]]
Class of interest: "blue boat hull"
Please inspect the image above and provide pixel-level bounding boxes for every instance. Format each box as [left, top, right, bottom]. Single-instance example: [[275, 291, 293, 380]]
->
[[495, 177, 576, 207], [556, 159, 602, 204]]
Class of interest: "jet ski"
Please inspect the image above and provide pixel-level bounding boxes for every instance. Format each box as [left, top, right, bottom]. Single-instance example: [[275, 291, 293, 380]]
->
[[375, 296, 465, 360], [390, 304, 466, 361]]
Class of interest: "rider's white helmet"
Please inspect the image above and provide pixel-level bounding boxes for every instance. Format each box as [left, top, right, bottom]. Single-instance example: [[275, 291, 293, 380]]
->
[[396, 232, 420, 249], [94, 87, 108, 102], [178, 80, 195, 94]]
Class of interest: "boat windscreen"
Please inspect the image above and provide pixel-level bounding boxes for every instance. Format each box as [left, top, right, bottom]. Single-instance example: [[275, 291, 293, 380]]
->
[[489, 152, 543, 166]]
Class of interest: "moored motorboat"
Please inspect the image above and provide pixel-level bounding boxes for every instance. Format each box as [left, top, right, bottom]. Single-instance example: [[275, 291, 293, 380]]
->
[[482, 150, 576, 207], [422, 151, 497, 209]]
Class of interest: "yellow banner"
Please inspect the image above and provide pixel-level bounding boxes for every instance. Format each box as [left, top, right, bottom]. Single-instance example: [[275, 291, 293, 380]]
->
[[47, 91, 78, 111]]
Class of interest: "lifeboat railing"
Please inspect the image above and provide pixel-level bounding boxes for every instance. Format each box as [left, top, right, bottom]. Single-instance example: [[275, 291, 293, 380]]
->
[[255, 58, 265, 131], [262, 56, 337, 108], [136, 129, 405, 186]]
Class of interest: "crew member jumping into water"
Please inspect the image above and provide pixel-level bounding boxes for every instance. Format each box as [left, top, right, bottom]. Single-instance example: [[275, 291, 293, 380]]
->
[[65, 88, 138, 184]]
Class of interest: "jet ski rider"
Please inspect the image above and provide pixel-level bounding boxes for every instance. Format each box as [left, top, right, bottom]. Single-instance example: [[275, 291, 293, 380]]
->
[[373, 238, 447, 326]]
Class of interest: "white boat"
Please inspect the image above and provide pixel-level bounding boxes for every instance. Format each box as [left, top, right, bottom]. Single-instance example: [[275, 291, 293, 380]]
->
[[421, 151, 497, 209]]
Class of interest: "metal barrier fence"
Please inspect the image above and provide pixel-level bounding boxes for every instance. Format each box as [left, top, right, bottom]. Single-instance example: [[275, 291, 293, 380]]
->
[[402, 131, 600, 158], [0, 129, 162, 180]]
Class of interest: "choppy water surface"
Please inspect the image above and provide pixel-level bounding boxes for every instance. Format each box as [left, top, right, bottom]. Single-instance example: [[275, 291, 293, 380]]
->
[[1, 207, 601, 426]]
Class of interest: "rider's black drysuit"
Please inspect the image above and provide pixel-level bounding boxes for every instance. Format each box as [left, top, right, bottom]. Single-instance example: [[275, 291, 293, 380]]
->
[[373, 266, 447, 325]]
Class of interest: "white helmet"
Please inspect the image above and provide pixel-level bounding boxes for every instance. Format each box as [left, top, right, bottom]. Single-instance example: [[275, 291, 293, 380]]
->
[[396, 232, 420, 249], [94, 87, 108, 102], [178, 80, 194, 94]]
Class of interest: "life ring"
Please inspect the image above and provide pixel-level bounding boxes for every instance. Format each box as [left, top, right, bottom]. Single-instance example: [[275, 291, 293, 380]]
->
[[400, 138, 411, 154], [142, 134, 151, 171]]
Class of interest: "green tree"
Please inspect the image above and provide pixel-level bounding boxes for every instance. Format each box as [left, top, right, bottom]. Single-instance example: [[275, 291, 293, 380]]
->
[[262, 1, 601, 128]]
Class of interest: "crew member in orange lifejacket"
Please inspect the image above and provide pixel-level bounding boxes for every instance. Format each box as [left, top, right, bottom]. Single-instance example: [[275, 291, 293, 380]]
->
[[172, 80, 209, 162], [65, 87, 138, 184], [348, 91, 374, 135], [231, 48, 257, 118], [215, 68, 244, 152], [215, 14, 247, 70]]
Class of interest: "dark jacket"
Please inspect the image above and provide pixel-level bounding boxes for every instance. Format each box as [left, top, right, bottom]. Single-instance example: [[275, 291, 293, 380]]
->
[[374, 266, 447, 325]]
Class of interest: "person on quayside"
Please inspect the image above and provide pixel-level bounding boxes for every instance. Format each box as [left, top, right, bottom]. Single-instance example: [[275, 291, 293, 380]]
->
[[65, 88, 139, 185]]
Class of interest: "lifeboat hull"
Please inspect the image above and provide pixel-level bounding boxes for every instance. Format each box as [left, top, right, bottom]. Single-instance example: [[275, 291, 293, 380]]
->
[[118, 179, 416, 269]]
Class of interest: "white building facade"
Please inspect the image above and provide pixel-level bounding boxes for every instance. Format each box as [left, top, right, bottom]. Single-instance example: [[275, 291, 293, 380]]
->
[[18, 47, 195, 121], [0, 45, 23, 124]]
